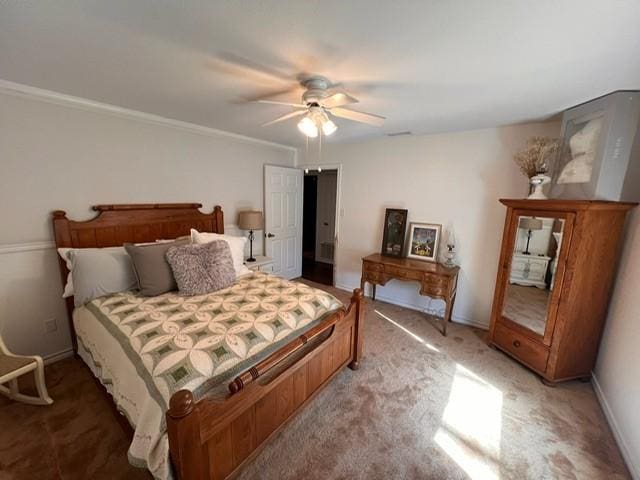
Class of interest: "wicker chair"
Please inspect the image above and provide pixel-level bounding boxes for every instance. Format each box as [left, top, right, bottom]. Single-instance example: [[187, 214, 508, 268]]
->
[[0, 336, 53, 405]]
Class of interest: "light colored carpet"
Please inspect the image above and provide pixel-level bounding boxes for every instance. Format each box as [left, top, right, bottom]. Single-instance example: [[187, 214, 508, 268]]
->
[[237, 283, 629, 480], [0, 282, 629, 480]]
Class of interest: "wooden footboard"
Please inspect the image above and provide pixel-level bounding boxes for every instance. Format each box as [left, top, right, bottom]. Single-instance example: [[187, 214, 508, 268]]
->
[[167, 288, 364, 480]]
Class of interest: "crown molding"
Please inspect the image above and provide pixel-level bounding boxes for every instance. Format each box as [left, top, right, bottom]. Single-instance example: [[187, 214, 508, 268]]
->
[[0, 79, 298, 153]]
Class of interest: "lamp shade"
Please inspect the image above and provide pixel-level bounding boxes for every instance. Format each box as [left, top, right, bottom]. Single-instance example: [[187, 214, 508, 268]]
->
[[238, 211, 264, 230], [519, 217, 543, 230]]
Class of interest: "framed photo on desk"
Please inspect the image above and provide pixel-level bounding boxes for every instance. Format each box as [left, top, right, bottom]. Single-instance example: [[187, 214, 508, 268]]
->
[[381, 208, 408, 257], [407, 222, 441, 262]]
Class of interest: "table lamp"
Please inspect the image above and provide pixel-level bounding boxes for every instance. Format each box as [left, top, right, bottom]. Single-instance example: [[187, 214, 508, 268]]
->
[[519, 217, 543, 255], [238, 211, 264, 262]]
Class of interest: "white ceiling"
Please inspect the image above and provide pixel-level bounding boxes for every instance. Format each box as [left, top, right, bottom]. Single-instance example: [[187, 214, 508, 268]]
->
[[1, 1, 639, 147]]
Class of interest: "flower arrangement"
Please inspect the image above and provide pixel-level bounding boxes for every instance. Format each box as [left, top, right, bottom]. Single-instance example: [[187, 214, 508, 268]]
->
[[513, 136, 560, 178]]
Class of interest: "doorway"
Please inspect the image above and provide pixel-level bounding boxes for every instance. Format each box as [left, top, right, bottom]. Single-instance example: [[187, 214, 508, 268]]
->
[[302, 169, 337, 286]]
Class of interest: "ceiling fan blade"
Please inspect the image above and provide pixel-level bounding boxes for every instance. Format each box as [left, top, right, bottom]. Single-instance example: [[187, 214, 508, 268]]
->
[[321, 91, 359, 109], [262, 110, 307, 127], [330, 107, 385, 126], [212, 52, 292, 83], [243, 85, 303, 103], [256, 100, 307, 108]]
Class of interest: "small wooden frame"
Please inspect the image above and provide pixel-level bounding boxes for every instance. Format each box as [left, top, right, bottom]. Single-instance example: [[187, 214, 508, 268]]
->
[[52, 203, 364, 479]]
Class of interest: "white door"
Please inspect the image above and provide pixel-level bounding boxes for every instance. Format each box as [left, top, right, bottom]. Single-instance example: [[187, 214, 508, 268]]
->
[[264, 165, 303, 279]]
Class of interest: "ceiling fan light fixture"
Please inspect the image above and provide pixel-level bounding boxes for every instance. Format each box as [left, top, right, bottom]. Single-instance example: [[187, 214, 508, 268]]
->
[[322, 118, 337, 136], [297, 116, 318, 138]]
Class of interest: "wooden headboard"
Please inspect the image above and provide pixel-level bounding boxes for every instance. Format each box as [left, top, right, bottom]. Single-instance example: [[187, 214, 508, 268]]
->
[[51, 203, 224, 352]]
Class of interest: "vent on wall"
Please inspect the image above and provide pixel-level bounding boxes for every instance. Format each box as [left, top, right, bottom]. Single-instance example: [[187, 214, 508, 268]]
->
[[387, 131, 412, 137], [320, 242, 334, 261]]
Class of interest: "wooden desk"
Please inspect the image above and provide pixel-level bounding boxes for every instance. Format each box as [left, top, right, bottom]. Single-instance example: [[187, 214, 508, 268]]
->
[[361, 253, 460, 335]]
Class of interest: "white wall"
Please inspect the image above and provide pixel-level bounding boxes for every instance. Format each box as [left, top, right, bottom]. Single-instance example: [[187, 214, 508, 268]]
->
[[0, 88, 295, 360], [299, 122, 560, 327], [594, 211, 640, 479]]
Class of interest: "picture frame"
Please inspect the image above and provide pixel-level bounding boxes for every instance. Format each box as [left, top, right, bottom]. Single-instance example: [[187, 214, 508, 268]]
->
[[407, 222, 441, 262], [548, 91, 640, 201], [548, 110, 606, 198], [381, 208, 408, 257]]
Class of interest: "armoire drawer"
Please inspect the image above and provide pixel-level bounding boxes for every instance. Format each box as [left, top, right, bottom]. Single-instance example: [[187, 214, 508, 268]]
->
[[493, 323, 549, 373]]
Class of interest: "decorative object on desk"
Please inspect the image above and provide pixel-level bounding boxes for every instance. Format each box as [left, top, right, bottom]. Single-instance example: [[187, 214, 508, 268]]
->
[[237, 210, 264, 262], [407, 222, 441, 262], [443, 228, 457, 267], [381, 208, 408, 257], [519, 217, 543, 255], [528, 173, 552, 199], [513, 136, 560, 196]]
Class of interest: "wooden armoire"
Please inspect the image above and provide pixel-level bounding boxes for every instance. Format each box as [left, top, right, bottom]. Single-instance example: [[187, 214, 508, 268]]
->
[[488, 199, 636, 384]]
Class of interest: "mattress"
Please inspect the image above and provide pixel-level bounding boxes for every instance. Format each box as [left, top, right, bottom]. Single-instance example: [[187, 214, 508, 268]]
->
[[74, 271, 342, 479]]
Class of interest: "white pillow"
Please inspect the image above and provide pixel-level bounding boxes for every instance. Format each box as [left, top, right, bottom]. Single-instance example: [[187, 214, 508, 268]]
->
[[190, 229, 251, 277], [57, 248, 75, 298], [58, 246, 137, 306], [69, 247, 137, 307]]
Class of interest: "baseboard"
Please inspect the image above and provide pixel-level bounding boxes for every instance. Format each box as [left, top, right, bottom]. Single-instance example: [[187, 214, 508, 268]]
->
[[592, 373, 639, 479], [44, 348, 74, 365], [334, 282, 488, 330]]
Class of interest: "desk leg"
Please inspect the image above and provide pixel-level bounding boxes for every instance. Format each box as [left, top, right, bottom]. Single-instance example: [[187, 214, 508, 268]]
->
[[372, 284, 376, 301], [443, 292, 457, 336]]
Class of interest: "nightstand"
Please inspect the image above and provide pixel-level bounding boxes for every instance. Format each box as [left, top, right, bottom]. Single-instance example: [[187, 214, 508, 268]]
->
[[509, 252, 550, 288], [245, 255, 274, 273]]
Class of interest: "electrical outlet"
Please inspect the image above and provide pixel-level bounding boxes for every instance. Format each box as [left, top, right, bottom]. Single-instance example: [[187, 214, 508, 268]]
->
[[44, 318, 57, 334]]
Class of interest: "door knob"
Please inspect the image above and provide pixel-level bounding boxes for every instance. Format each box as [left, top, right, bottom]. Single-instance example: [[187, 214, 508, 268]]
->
[[267, 233, 275, 238]]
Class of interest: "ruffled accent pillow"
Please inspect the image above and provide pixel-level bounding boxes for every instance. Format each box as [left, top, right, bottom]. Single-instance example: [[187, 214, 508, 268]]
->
[[166, 240, 236, 295]]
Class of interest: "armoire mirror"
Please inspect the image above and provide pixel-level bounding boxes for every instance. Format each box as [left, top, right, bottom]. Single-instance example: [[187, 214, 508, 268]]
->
[[501, 215, 566, 336]]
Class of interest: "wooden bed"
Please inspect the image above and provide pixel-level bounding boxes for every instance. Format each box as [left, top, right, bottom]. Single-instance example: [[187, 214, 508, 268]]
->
[[52, 203, 364, 480]]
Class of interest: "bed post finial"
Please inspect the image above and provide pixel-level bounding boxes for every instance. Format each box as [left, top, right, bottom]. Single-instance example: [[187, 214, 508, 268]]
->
[[168, 390, 194, 419], [213, 205, 224, 233], [167, 390, 205, 479], [52, 210, 67, 219]]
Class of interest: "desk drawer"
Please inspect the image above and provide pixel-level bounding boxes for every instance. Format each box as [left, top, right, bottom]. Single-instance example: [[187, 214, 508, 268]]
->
[[423, 273, 448, 287], [363, 261, 383, 273], [421, 285, 449, 298], [364, 271, 384, 284], [493, 323, 549, 373], [384, 265, 422, 281]]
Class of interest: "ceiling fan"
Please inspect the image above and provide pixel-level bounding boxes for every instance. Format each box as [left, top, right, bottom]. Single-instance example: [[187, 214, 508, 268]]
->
[[255, 76, 385, 138]]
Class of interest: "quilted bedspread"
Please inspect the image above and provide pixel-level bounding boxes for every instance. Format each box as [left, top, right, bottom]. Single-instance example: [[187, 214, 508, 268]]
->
[[76, 271, 342, 479]]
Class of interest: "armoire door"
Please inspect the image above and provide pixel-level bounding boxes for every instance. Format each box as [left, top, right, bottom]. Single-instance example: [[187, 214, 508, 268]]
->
[[496, 208, 575, 346]]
